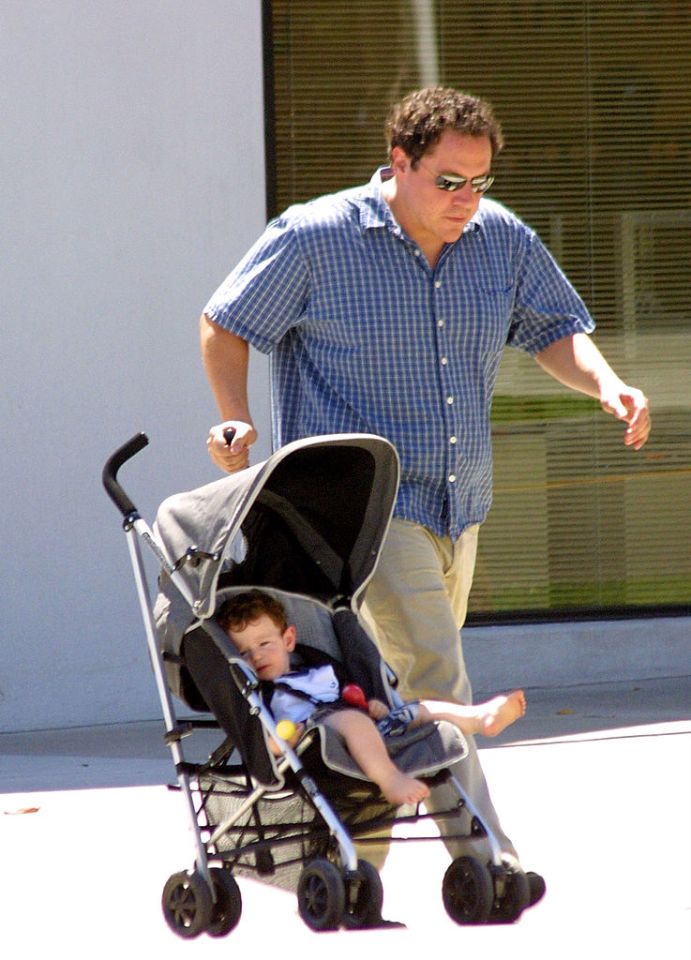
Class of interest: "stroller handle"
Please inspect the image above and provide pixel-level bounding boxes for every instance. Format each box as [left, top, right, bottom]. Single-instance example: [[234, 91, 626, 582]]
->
[[102, 432, 149, 518]]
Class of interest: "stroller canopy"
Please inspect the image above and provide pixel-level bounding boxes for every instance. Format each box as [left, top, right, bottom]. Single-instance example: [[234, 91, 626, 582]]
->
[[154, 434, 400, 620]]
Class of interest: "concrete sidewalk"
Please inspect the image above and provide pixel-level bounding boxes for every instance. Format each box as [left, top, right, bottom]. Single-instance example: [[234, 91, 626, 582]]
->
[[1, 676, 690, 959]]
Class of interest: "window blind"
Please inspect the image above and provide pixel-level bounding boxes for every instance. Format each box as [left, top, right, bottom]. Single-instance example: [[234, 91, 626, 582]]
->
[[267, 0, 690, 619]]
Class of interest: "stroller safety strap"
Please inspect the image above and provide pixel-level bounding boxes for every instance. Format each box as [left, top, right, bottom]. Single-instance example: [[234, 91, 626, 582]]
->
[[266, 665, 341, 723]]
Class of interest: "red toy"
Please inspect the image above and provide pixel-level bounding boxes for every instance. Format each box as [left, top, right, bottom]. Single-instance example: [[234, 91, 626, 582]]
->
[[341, 683, 367, 709]]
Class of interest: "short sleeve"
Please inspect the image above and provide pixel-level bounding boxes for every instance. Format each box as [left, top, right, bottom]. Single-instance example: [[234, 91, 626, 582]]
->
[[507, 233, 596, 356], [203, 216, 311, 354]]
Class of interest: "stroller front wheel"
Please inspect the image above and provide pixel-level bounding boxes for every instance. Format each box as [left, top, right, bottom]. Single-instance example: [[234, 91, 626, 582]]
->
[[442, 856, 494, 925], [297, 858, 346, 931], [343, 859, 384, 929], [161, 870, 213, 939], [207, 867, 243, 937]]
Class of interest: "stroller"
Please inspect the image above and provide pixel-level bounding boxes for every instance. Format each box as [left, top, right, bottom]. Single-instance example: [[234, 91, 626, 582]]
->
[[103, 432, 531, 938]]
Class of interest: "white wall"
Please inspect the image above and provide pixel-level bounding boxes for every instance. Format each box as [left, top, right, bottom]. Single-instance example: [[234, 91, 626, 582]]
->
[[1, 1, 271, 731]]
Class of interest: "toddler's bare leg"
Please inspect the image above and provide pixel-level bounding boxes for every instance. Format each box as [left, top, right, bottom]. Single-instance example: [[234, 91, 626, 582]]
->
[[323, 710, 429, 805], [417, 690, 527, 738]]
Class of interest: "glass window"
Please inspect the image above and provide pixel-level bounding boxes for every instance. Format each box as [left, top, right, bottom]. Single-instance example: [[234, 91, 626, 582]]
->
[[266, 0, 691, 619]]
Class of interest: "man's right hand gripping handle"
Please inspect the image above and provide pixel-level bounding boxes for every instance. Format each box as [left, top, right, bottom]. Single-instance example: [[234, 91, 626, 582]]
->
[[206, 420, 257, 473]]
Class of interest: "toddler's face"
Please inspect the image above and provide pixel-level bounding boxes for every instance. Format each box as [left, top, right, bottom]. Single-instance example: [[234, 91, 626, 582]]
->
[[228, 614, 296, 680]]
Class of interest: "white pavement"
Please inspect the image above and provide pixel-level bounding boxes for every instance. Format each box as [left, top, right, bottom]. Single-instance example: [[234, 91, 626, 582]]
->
[[1, 677, 690, 959]]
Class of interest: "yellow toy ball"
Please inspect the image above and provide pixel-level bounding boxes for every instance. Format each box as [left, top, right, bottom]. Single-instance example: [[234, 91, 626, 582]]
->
[[275, 719, 297, 741]]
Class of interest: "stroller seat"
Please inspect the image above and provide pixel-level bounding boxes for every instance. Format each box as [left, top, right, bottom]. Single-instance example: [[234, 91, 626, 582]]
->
[[181, 586, 469, 784]]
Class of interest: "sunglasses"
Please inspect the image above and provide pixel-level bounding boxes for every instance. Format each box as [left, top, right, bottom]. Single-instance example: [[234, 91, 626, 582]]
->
[[434, 171, 495, 194], [419, 160, 494, 194]]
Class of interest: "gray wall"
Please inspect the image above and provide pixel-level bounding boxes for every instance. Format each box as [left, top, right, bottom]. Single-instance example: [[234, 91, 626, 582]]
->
[[3, 3, 686, 735], [2, 1, 271, 731]]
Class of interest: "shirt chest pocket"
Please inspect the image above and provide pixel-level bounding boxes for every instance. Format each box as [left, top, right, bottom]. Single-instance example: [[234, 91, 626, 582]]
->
[[442, 278, 515, 355], [478, 278, 515, 297]]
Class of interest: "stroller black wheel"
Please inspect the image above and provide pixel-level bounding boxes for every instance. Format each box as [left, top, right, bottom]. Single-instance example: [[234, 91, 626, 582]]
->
[[207, 867, 243, 937], [343, 859, 384, 929], [442, 856, 494, 925], [297, 858, 346, 931], [161, 870, 213, 939], [488, 867, 530, 923]]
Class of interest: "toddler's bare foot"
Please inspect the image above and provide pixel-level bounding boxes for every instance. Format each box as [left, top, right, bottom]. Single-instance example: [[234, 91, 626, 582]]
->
[[481, 690, 526, 737], [378, 769, 430, 806]]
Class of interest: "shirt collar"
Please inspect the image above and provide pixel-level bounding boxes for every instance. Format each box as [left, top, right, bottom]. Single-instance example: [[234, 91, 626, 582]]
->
[[355, 167, 397, 232]]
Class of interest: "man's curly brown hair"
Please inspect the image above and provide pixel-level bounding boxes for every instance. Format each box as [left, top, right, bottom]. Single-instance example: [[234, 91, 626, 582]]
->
[[386, 86, 504, 168]]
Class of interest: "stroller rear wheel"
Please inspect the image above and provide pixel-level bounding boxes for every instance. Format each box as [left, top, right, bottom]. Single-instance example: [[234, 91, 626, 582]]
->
[[343, 859, 384, 929], [488, 866, 530, 923], [161, 870, 213, 939], [297, 858, 346, 931], [207, 867, 243, 937], [442, 856, 494, 925]]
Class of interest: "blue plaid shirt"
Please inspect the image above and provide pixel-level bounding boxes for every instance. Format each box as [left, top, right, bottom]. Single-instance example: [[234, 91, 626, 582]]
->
[[205, 168, 595, 540]]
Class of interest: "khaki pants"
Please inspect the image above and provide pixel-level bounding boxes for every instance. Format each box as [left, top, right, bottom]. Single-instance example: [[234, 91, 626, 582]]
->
[[361, 517, 518, 861], [361, 518, 479, 704]]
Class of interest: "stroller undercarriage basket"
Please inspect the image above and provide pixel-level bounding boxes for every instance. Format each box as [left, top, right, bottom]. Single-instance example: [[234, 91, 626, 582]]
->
[[196, 720, 470, 889], [103, 433, 534, 937]]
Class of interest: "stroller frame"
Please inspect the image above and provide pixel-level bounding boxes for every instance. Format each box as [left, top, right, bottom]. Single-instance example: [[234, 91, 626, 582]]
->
[[103, 433, 530, 937]]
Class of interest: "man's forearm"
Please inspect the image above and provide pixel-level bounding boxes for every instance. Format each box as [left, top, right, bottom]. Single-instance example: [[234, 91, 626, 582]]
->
[[200, 313, 253, 423], [535, 333, 623, 399]]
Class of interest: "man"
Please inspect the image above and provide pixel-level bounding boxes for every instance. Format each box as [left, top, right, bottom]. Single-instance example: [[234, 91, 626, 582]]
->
[[199, 87, 650, 904]]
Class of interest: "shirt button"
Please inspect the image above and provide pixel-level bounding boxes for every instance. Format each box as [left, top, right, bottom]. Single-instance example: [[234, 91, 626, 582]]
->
[[447, 396, 454, 405], [438, 319, 445, 328], [441, 356, 448, 365], [414, 249, 421, 257], [449, 474, 457, 483], [435, 280, 442, 288], [449, 436, 457, 444]]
